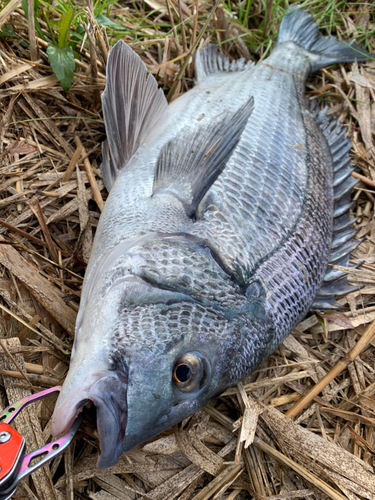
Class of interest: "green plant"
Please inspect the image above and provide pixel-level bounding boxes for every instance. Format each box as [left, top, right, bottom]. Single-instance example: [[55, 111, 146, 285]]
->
[[46, 8, 76, 91]]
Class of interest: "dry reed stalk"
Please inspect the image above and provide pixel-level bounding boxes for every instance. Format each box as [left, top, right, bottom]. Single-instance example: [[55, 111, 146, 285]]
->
[[352, 171, 375, 187], [286, 317, 375, 418], [27, 0, 37, 61], [63, 143, 83, 182], [75, 136, 104, 211], [83, 3, 101, 108], [0, 0, 21, 29]]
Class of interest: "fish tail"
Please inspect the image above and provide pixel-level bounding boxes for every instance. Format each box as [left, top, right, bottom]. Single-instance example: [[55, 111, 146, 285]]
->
[[276, 6, 373, 72]]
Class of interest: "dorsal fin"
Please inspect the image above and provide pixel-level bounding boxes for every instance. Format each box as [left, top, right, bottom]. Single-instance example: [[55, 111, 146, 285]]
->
[[195, 44, 254, 82], [310, 101, 360, 311], [153, 98, 254, 217], [101, 41, 168, 191]]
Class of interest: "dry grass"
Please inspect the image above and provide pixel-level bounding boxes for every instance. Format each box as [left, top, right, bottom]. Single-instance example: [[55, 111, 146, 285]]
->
[[0, 0, 375, 499]]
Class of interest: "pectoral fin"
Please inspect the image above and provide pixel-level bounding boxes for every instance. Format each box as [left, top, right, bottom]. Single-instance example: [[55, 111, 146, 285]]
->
[[101, 41, 168, 191]]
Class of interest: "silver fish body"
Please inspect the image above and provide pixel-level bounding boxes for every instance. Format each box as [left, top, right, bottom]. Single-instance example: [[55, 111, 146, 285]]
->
[[51, 7, 371, 467]]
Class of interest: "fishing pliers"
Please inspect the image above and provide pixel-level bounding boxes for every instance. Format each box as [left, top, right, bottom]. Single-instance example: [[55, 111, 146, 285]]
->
[[0, 387, 80, 499]]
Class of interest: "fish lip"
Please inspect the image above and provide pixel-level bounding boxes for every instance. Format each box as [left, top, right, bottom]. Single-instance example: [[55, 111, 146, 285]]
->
[[51, 391, 91, 437], [51, 371, 128, 469], [89, 374, 128, 468]]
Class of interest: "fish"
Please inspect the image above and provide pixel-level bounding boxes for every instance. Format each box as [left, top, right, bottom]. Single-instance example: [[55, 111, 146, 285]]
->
[[51, 6, 372, 468]]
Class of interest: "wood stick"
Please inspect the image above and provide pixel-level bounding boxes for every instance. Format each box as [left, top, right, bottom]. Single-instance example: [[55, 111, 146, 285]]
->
[[0, 218, 48, 247], [0, 369, 60, 387], [36, 190, 62, 197], [75, 136, 104, 211], [352, 171, 375, 188], [65, 442, 75, 500], [28, 0, 38, 61], [25, 362, 44, 374], [0, 0, 21, 29], [166, 0, 182, 56], [286, 318, 375, 419], [63, 143, 83, 182], [30, 198, 59, 263]]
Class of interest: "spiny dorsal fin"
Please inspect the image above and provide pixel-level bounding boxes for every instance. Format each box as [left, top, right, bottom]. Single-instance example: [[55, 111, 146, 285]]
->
[[195, 44, 255, 82], [153, 98, 254, 217], [101, 41, 168, 191]]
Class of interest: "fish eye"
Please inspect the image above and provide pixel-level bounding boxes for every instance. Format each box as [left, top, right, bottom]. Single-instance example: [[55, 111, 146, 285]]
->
[[175, 364, 191, 383], [173, 352, 208, 392]]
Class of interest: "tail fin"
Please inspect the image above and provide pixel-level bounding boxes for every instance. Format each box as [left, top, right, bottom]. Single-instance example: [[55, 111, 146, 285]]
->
[[276, 6, 373, 72]]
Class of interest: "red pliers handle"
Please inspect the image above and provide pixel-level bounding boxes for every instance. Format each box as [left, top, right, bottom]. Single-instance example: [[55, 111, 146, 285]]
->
[[0, 387, 81, 500]]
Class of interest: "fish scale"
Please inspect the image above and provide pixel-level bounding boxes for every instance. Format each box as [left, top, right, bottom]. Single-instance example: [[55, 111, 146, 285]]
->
[[190, 60, 308, 273], [125, 238, 244, 308], [87, 55, 307, 277], [51, 6, 373, 468], [258, 111, 332, 343]]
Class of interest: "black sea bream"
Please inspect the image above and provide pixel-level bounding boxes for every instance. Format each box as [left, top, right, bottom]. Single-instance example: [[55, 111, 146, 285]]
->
[[51, 6, 372, 467]]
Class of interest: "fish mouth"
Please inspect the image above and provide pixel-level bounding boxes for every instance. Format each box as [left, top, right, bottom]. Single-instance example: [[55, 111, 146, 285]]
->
[[51, 371, 128, 468]]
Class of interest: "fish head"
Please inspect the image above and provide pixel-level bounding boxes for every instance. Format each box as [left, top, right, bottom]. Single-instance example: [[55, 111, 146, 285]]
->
[[52, 286, 237, 466], [52, 243, 273, 468], [109, 300, 246, 453]]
